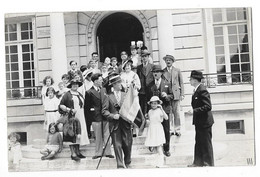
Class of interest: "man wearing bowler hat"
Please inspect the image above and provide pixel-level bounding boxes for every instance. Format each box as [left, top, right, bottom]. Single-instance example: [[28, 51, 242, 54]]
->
[[102, 74, 133, 168], [137, 50, 154, 115], [148, 65, 174, 157], [162, 54, 184, 136], [188, 70, 214, 167]]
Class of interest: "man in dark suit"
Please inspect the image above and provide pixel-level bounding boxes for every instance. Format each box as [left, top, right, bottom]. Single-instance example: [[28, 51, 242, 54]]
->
[[84, 73, 114, 159], [162, 54, 184, 136], [188, 70, 214, 167], [137, 50, 154, 114], [148, 65, 173, 157], [102, 74, 133, 169]]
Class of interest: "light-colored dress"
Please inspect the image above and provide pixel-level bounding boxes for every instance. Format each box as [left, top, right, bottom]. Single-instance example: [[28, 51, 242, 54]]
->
[[44, 96, 60, 131], [145, 108, 166, 147], [120, 71, 141, 92], [8, 141, 22, 165], [71, 91, 90, 145]]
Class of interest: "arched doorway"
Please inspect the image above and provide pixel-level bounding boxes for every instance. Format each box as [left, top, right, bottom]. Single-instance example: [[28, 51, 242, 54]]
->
[[97, 12, 144, 62]]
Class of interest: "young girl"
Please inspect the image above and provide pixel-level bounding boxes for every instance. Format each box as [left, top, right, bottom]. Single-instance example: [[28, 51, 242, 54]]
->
[[40, 123, 63, 160], [41, 76, 55, 105], [44, 87, 60, 131], [56, 82, 69, 100], [8, 132, 22, 170], [145, 96, 168, 168]]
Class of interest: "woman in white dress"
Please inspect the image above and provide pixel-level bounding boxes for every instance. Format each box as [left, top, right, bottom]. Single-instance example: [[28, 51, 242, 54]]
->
[[145, 96, 168, 168]]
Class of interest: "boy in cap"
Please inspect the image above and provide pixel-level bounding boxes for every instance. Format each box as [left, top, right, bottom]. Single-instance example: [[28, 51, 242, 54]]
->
[[187, 70, 214, 167], [162, 54, 184, 136]]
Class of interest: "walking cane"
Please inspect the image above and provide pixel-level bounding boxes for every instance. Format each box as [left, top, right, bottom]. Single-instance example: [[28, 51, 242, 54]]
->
[[96, 125, 115, 169]]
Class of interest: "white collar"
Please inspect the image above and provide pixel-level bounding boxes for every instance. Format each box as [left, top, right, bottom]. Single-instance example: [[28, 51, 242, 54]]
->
[[194, 83, 201, 92], [155, 78, 162, 85], [93, 85, 99, 91]]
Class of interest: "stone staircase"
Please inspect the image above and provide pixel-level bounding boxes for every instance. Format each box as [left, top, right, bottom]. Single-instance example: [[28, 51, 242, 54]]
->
[[15, 130, 228, 172]]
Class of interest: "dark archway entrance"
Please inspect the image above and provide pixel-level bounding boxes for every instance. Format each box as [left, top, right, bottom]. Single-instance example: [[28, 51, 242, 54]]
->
[[97, 12, 144, 63]]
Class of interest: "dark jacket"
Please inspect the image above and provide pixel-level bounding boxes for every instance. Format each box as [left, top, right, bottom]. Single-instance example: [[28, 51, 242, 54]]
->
[[148, 78, 173, 114], [137, 63, 154, 94], [192, 84, 214, 128], [84, 86, 107, 122], [59, 91, 84, 115]]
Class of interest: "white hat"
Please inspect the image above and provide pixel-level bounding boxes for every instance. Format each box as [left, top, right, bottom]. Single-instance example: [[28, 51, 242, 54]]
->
[[82, 68, 93, 79], [147, 96, 162, 105]]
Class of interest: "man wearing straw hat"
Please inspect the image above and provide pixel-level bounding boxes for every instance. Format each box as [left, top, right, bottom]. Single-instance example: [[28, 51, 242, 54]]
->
[[162, 54, 184, 136], [102, 74, 133, 169]]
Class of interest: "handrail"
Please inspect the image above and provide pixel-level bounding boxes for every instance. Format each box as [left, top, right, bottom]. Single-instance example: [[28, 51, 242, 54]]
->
[[6, 86, 43, 100]]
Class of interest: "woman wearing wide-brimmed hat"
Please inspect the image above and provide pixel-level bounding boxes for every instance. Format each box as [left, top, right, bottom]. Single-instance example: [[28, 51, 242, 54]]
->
[[58, 79, 90, 161]]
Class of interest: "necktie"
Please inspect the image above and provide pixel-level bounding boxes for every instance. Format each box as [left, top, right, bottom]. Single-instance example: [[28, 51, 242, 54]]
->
[[115, 91, 120, 103], [156, 80, 160, 89]]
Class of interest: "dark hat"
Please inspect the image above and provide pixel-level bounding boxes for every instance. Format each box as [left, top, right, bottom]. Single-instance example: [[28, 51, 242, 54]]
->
[[163, 55, 175, 62], [80, 65, 88, 72], [152, 65, 164, 73], [141, 50, 150, 57], [108, 70, 119, 78], [130, 45, 138, 50], [121, 51, 128, 55], [67, 79, 83, 88], [122, 59, 133, 70], [190, 70, 204, 80], [111, 57, 117, 62], [109, 75, 122, 86]]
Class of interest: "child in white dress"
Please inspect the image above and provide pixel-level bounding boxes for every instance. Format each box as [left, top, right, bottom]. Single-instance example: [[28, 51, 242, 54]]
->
[[145, 96, 168, 168], [8, 132, 22, 170], [44, 87, 60, 131]]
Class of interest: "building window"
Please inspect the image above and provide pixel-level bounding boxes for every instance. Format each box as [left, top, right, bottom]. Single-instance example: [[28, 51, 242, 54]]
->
[[5, 22, 35, 99], [226, 120, 245, 134], [210, 8, 252, 84]]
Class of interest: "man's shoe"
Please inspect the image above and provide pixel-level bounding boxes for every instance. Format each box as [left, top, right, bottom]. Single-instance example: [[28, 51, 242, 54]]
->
[[148, 147, 154, 152], [77, 153, 86, 158], [175, 131, 181, 137], [105, 155, 114, 158], [164, 151, 171, 157], [92, 155, 101, 159], [187, 164, 199, 167], [71, 155, 81, 161]]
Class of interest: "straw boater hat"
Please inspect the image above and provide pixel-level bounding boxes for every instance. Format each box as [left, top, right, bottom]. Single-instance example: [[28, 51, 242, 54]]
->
[[67, 79, 83, 88], [82, 68, 94, 79], [163, 54, 175, 62], [141, 50, 150, 57], [122, 59, 133, 70], [189, 70, 204, 80], [109, 75, 122, 86], [147, 96, 163, 105]]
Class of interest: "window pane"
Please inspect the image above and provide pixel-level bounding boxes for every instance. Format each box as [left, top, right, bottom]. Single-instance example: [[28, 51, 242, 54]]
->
[[231, 64, 240, 72], [217, 65, 226, 73], [228, 26, 237, 34], [11, 63, 19, 71], [12, 81, 19, 88], [11, 54, 18, 62], [31, 53, 34, 61], [5, 34, 9, 41], [215, 36, 224, 45], [241, 54, 249, 62], [214, 27, 223, 35], [29, 22, 32, 30], [227, 11, 236, 21], [9, 33, 17, 41], [6, 81, 11, 89], [240, 44, 249, 53], [6, 55, 9, 63], [213, 13, 222, 22], [232, 74, 241, 83], [30, 44, 33, 51], [30, 31, 33, 39], [11, 72, 19, 80], [5, 25, 8, 32], [23, 62, 31, 70], [10, 46, 17, 53], [31, 62, 34, 69], [22, 44, 30, 52], [239, 34, 248, 43], [5, 46, 9, 53], [238, 24, 247, 33], [229, 45, 239, 54], [228, 35, 238, 44], [23, 71, 31, 79], [6, 64, 10, 71], [21, 23, 28, 31], [22, 53, 30, 61], [241, 63, 250, 71], [237, 9, 247, 20], [9, 24, 17, 32], [215, 46, 224, 55], [6, 73, 10, 80], [230, 54, 239, 63], [21, 32, 29, 40], [24, 80, 32, 87], [216, 56, 225, 64]]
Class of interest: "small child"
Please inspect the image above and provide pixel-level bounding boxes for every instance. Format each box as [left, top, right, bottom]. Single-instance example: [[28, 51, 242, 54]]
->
[[67, 60, 83, 82], [44, 87, 60, 131], [145, 96, 168, 168], [108, 57, 119, 73], [61, 74, 70, 88], [8, 132, 22, 170], [40, 123, 63, 160], [101, 64, 109, 79], [56, 82, 69, 100]]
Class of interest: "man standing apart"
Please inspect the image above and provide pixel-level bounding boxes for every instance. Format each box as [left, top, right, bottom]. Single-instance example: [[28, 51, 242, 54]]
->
[[102, 75, 133, 169], [188, 70, 214, 167], [84, 73, 114, 159], [163, 55, 184, 136], [137, 50, 154, 114]]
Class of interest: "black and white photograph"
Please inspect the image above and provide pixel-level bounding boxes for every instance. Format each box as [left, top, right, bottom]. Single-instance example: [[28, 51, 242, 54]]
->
[[1, 0, 259, 177]]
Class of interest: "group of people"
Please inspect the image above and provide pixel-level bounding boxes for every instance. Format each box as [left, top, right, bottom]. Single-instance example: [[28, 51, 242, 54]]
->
[[32, 44, 214, 169]]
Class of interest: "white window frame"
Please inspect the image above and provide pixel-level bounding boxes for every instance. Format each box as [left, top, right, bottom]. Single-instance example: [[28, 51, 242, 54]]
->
[[204, 8, 253, 84]]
